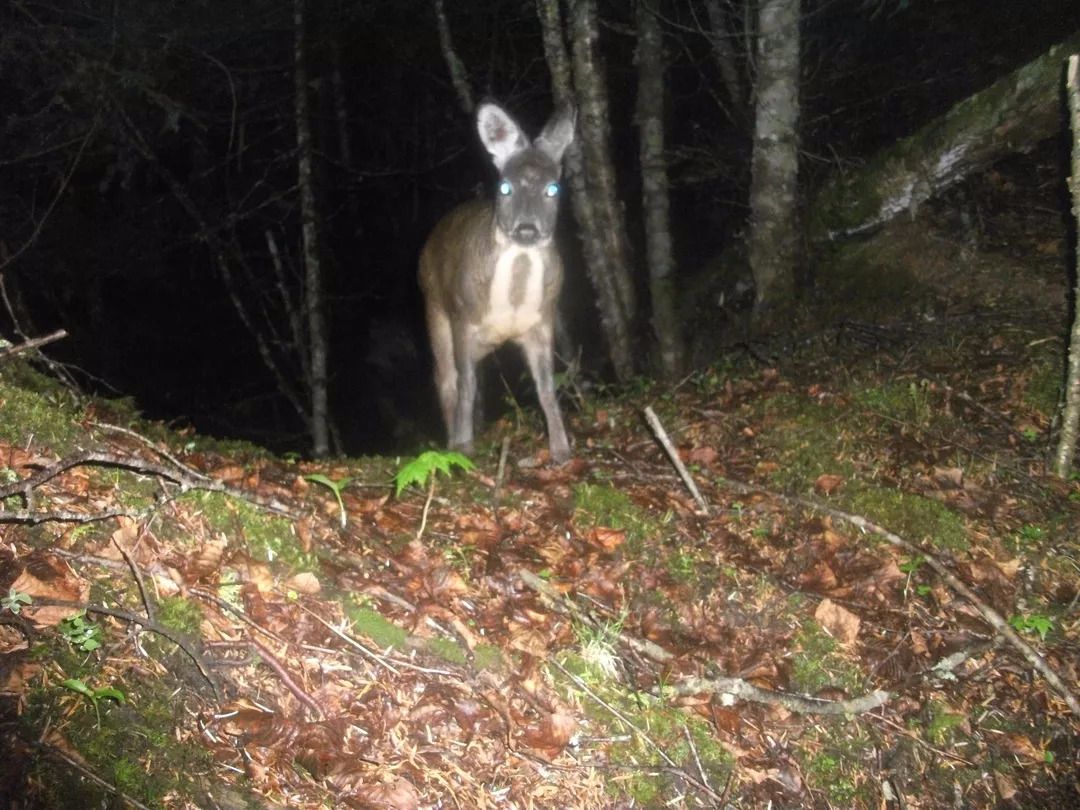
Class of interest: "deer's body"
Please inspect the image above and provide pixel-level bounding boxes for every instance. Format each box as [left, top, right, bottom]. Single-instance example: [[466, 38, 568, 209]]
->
[[419, 103, 575, 463]]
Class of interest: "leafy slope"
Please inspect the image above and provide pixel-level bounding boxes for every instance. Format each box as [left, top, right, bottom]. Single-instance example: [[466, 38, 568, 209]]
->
[[2, 203, 1080, 807]]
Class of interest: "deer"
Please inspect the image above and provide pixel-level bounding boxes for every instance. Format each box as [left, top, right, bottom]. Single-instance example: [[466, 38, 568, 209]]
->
[[418, 101, 576, 464]]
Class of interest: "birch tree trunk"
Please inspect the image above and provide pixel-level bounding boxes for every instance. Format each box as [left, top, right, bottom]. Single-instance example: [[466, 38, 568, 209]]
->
[[294, 0, 330, 457], [1053, 54, 1080, 478], [747, 0, 800, 320], [536, 0, 636, 381], [636, 0, 683, 378], [433, 0, 474, 115]]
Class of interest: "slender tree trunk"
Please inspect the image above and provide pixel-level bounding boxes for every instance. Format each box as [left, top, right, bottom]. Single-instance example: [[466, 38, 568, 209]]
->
[[1053, 55, 1080, 478], [704, 0, 746, 125], [294, 0, 330, 457], [747, 0, 800, 321], [433, 0, 474, 114], [636, 0, 683, 379], [536, 0, 636, 381], [567, 0, 637, 379]]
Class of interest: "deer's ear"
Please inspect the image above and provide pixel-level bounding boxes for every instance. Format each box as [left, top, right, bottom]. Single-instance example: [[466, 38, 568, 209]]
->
[[477, 103, 528, 171], [536, 104, 575, 165]]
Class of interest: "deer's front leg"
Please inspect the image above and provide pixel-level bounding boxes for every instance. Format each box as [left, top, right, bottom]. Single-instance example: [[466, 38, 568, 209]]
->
[[519, 323, 570, 463], [450, 325, 481, 454]]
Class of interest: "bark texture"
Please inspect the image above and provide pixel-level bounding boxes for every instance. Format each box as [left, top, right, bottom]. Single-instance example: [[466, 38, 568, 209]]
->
[[747, 0, 800, 317], [1054, 54, 1080, 478], [434, 0, 474, 115], [811, 31, 1080, 243], [536, 0, 637, 380], [636, 0, 684, 378], [294, 0, 330, 457]]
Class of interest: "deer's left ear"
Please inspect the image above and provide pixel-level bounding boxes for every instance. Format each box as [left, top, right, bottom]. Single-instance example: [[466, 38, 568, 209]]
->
[[477, 103, 529, 171], [536, 104, 576, 165]]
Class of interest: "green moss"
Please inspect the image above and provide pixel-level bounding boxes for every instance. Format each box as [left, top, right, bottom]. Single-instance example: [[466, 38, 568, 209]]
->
[[926, 701, 966, 745], [573, 482, 665, 554], [550, 652, 732, 803], [847, 487, 967, 550], [156, 596, 203, 635], [790, 621, 866, 695], [1022, 349, 1063, 419], [19, 636, 215, 808], [0, 371, 84, 449], [347, 604, 409, 650], [854, 379, 935, 427], [761, 394, 856, 492], [178, 490, 306, 566], [798, 720, 874, 806]]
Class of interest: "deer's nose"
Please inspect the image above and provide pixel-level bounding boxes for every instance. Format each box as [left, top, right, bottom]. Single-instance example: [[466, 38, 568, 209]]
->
[[513, 223, 540, 244]]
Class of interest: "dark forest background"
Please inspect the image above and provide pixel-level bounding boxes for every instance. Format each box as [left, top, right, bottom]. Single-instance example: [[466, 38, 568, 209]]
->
[[2, 0, 1078, 454]]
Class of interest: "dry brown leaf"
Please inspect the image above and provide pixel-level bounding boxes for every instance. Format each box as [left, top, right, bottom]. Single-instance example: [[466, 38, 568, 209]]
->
[[587, 526, 625, 551], [12, 558, 88, 628], [993, 770, 1017, 801], [814, 598, 860, 646], [814, 473, 845, 495], [188, 536, 227, 578], [356, 778, 420, 810], [521, 711, 576, 758], [286, 571, 321, 594]]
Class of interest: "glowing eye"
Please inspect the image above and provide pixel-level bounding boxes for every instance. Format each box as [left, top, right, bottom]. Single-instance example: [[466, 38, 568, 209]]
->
[[498, 180, 512, 196], [545, 181, 561, 198]]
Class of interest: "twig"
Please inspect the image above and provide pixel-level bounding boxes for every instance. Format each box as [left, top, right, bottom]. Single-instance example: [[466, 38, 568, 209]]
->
[[0, 508, 134, 525], [494, 435, 510, 495], [550, 659, 724, 803], [37, 599, 219, 700], [111, 526, 155, 625], [0, 329, 68, 361], [0, 448, 299, 522], [672, 676, 891, 716], [643, 405, 709, 513], [248, 638, 324, 720], [716, 475, 1080, 717], [33, 738, 154, 810]]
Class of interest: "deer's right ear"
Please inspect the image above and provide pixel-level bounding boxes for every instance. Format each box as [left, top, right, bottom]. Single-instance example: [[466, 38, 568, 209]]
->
[[477, 103, 528, 171]]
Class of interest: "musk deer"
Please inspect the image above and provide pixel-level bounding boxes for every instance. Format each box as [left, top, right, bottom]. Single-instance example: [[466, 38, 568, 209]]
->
[[419, 102, 576, 463]]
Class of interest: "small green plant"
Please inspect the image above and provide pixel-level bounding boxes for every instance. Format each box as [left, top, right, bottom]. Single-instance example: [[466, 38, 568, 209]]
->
[[394, 450, 475, 496], [58, 611, 103, 653], [1009, 613, 1053, 641], [2, 587, 31, 614], [304, 473, 356, 528], [63, 678, 125, 726]]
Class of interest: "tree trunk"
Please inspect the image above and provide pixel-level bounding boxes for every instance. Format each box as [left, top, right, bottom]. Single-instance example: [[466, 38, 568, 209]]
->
[[1053, 54, 1080, 478], [636, 0, 683, 378], [536, 0, 636, 381], [433, 0, 474, 115], [811, 31, 1080, 244], [705, 0, 747, 126], [294, 0, 330, 457], [747, 0, 800, 321], [567, 0, 637, 379]]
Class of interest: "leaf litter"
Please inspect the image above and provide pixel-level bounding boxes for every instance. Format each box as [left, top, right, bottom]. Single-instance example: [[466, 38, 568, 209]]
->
[[2, 209, 1080, 807]]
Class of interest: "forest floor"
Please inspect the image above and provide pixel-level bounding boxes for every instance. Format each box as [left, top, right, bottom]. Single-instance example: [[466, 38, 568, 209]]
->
[[2, 152, 1080, 809]]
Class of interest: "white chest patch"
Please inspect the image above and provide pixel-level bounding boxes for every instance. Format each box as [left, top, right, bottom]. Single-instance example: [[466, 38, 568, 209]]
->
[[480, 246, 545, 344]]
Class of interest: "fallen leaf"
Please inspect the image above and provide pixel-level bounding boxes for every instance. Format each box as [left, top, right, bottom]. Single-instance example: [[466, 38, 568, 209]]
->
[[814, 474, 845, 495], [285, 572, 321, 594], [814, 598, 861, 646]]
